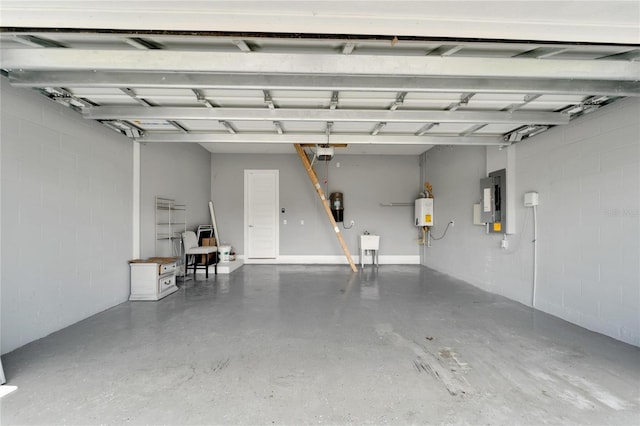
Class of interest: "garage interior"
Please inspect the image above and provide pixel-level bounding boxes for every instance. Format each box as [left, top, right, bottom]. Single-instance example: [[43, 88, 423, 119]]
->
[[1, 2, 639, 424]]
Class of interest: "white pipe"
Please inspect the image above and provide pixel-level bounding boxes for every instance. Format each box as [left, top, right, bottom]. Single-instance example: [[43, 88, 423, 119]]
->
[[532, 205, 538, 307]]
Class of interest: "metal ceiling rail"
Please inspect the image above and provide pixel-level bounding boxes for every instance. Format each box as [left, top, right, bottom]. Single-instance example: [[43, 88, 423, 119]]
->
[[84, 106, 570, 125], [9, 71, 639, 97], [3, 49, 639, 80], [83, 106, 570, 125], [137, 133, 508, 146]]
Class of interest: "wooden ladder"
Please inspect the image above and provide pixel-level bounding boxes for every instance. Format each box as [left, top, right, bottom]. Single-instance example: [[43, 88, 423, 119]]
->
[[294, 144, 357, 272]]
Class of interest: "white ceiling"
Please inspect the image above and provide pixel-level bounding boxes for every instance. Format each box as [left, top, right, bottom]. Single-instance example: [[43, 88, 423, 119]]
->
[[1, 1, 639, 155]]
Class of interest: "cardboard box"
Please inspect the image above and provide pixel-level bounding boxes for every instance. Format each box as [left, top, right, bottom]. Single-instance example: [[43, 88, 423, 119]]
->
[[200, 237, 217, 264], [201, 237, 216, 246]]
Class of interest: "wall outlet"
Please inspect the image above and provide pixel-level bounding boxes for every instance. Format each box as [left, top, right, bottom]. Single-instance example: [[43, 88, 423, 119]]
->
[[283, 219, 287, 225], [350, 220, 355, 226], [501, 235, 509, 249], [450, 220, 455, 227]]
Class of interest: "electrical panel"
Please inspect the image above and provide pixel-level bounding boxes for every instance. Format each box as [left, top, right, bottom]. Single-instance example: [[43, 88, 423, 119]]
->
[[481, 169, 506, 233], [415, 198, 434, 226]]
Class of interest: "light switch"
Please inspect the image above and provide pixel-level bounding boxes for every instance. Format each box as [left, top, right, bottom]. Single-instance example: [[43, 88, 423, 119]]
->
[[300, 220, 304, 225], [283, 219, 287, 225]]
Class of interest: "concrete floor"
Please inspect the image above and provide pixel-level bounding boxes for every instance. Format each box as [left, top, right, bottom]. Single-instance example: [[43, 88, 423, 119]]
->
[[2, 265, 639, 425]]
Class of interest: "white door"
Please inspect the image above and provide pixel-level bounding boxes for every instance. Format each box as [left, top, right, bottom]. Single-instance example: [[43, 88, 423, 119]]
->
[[244, 170, 279, 259]]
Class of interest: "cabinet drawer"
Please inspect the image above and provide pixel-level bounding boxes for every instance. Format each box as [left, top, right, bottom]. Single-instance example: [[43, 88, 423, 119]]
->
[[159, 262, 177, 275], [158, 274, 176, 293]]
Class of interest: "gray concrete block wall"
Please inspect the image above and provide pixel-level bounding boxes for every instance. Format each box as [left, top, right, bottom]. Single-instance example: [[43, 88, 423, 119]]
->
[[211, 153, 420, 257], [139, 143, 212, 259], [1, 79, 133, 354], [422, 97, 640, 346]]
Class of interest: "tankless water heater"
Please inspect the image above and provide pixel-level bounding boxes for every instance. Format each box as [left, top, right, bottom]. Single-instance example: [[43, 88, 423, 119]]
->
[[415, 198, 434, 226]]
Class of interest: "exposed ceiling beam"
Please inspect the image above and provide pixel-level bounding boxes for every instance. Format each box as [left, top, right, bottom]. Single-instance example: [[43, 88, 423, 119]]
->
[[3, 49, 638, 80], [9, 71, 639, 96], [460, 124, 488, 136], [263, 90, 275, 109], [83, 106, 570, 125], [446, 93, 475, 111], [429, 45, 464, 56], [192, 89, 215, 108], [503, 94, 542, 112], [219, 120, 236, 134], [137, 132, 508, 146], [232, 39, 252, 52], [329, 91, 339, 109], [389, 92, 407, 111], [415, 123, 439, 136], [342, 43, 355, 55], [514, 47, 569, 59], [124, 37, 164, 50], [12, 35, 66, 48], [370, 122, 386, 136], [120, 88, 153, 106], [167, 120, 188, 133], [596, 49, 640, 61], [101, 120, 143, 138]]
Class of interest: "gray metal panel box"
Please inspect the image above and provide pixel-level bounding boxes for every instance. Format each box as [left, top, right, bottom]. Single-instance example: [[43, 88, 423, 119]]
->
[[481, 169, 506, 233]]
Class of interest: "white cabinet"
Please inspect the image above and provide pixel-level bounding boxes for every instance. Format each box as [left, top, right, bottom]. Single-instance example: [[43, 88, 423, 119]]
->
[[129, 259, 178, 301]]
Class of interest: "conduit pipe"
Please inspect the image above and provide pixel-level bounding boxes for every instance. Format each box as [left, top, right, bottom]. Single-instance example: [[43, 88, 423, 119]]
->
[[532, 205, 538, 307]]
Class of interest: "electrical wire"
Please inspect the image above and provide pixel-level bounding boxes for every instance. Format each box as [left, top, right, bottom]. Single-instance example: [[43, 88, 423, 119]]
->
[[325, 157, 329, 196], [502, 207, 531, 255], [430, 221, 454, 241]]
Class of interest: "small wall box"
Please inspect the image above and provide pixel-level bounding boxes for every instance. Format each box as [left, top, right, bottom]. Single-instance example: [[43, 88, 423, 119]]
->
[[524, 192, 539, 207]]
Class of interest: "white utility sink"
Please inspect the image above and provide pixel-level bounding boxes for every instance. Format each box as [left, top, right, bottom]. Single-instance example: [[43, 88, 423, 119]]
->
[[359, 235, 380, 268], [360, 235, 380, 250]]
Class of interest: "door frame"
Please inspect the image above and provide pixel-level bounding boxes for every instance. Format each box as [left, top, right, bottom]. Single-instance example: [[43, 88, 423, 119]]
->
[[244, 169, 279, 259]]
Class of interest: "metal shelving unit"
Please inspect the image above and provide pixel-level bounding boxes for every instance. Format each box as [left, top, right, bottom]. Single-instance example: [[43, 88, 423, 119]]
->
[[155, 196, 186, 258]]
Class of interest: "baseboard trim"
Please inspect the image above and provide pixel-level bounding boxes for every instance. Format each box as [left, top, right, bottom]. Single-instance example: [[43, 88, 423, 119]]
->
[[240, 255, 420, 265]]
